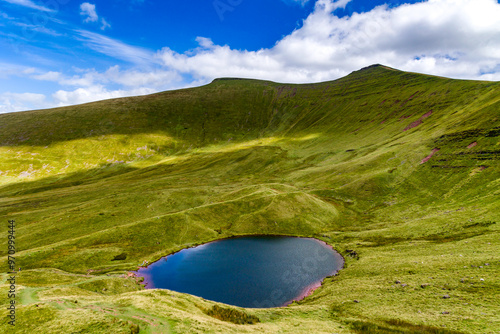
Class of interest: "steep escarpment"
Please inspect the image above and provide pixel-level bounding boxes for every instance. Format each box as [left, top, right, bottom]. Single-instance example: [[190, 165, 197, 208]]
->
[[0, 65, 498, 333]]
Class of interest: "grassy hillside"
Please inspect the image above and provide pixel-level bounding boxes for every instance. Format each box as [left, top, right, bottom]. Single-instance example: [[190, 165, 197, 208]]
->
[[0, 64, 499, 333]]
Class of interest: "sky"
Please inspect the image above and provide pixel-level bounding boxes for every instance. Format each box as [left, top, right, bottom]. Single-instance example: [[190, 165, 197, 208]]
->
[[1, 0, 500, 113]]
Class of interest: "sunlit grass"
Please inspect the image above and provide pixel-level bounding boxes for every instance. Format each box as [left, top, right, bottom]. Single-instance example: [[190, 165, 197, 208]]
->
[[0, 133, 178, 186], [0, 66, 499, 333]]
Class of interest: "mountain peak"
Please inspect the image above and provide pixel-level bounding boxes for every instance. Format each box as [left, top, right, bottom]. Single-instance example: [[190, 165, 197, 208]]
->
[[360, 64, 384, 70], [355, 64, 398, 73], [341, 64, 400, 81]]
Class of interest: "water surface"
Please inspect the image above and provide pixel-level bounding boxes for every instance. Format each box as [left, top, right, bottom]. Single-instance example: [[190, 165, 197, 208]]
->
[[134, 236, 343, 308]]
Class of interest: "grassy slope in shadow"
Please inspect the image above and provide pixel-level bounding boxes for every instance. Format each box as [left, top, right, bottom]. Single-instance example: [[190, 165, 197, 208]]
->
[[0, 65, 499, 333]]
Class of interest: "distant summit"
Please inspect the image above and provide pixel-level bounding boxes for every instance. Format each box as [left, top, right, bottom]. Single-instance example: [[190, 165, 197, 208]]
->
[[212, 64, 399, 85], [360, 64, 384, 70], [211, 77, 260, 83], [359, 64, 398, 71], [353, 64, 399, 73]]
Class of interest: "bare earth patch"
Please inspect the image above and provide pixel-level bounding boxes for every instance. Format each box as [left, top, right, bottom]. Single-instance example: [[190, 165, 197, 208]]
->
[[420, 148, 440, 164], [404, 110, 433, 131], [468, 141, 478, 149]]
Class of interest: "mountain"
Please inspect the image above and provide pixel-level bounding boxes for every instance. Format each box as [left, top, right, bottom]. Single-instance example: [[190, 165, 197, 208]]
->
[[0, 65, 498, 333]]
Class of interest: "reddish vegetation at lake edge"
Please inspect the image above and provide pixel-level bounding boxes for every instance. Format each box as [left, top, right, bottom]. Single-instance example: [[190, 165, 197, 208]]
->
[[420, 148, 440, 164], [283, 239, 344, 306], [285, 280, 323, 306]]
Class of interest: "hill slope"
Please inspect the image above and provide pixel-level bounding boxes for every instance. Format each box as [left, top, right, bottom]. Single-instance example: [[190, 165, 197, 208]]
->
[[0, 65, 499, 333]]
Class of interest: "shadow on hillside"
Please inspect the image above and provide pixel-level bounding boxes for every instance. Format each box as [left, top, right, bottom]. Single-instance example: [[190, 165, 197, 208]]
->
[[0, 79, 282, 148], [349, 319, 465, 334], [4, 64, 491, 148]]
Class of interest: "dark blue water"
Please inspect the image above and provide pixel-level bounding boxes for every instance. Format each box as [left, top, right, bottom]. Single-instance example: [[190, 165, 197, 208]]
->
[[134, 236, 343, 308]]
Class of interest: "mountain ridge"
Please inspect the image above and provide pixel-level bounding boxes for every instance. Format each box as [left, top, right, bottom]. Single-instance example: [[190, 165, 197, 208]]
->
[[0, 64, 498, 333], [1, 64, 498, 148]]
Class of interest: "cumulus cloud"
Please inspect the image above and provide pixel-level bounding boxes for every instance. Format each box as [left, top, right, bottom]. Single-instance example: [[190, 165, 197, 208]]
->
[[100, 18, 111, 30], [80, 2, 111, 30], [31, 69, 95, 86], [0, 65, 184, 113], [156, 0, 500, 82], [0, 92, 48, 113], [80, 2, 98, 23], [0, 85, 161, 113], [316, 0, 351, 12], [32, 71, 62, 81], [0, 63, 35, 79], [101, 66, 182, 87], [32, 65, 182, 89], [52, 85, 156, 106], [4, 0, 500, 113]]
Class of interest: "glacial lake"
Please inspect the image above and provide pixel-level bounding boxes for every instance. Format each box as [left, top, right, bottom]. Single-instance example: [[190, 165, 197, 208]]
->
[[133, 236, 344, 308]]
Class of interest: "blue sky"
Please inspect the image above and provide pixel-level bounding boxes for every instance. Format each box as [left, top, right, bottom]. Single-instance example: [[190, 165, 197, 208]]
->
[[1, 0, 500, 113]]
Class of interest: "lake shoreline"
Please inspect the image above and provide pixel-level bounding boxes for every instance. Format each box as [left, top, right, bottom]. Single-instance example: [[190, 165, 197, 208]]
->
[[282, 238, 345, 306], [131, 234, 345, 308]]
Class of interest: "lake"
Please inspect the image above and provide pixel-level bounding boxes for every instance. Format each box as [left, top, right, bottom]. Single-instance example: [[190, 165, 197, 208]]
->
[[133, 236, 344, 308]]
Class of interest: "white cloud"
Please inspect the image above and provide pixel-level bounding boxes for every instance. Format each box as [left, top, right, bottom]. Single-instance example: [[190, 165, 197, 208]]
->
[[80, 2, 111, 29], [0, 92, 48, 113], [100, 18, 111, 30], [4, 0, 500, 114], [0, 85, 165, 114], [316, 0, 351, 12], [32, 70, 98, 87], [13, 22, 63, 36], [52, 85, 157, 106], [0, 86, 160, 113], [77, 30, 152, 65], [0, 63, 36, 79], [281, 0, 311, 6], [2, 0, 54, 12], [154, 0, 500, 83], [80, 2, 98, 23], [32, 65, 182, 89], [102, 66, 181, 87], [3, 65, 184, 113], [32, 71, 62, 81]]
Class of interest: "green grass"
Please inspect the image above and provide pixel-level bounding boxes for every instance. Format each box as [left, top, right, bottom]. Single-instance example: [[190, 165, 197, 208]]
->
[[204, 305, 260, 325], [0, 65, 499, 333]]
